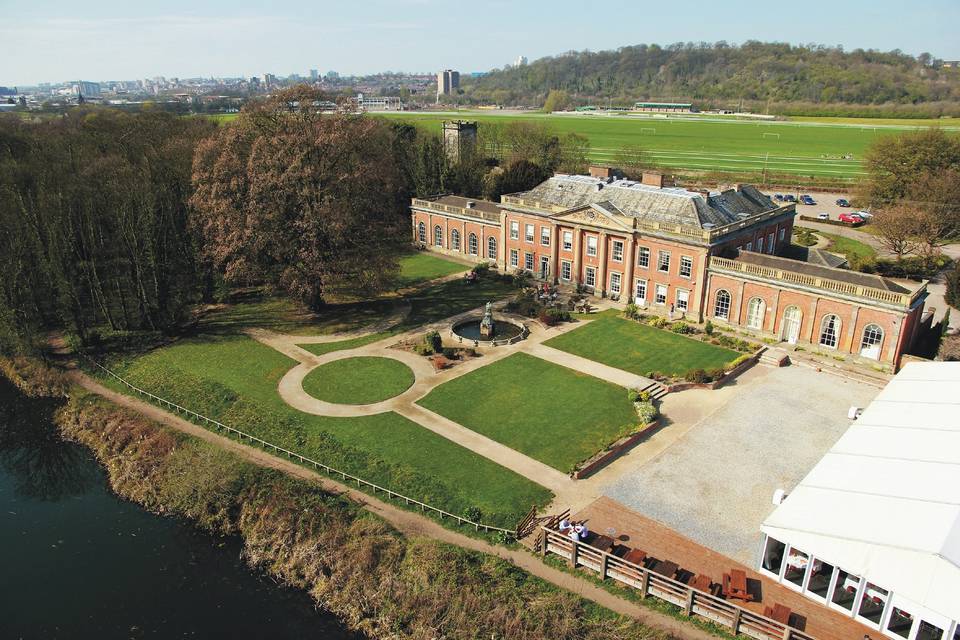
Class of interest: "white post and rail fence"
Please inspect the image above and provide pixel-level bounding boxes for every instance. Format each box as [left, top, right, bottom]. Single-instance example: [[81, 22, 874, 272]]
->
[[540, 527, 817, 640], [82, 356, 517, 537]]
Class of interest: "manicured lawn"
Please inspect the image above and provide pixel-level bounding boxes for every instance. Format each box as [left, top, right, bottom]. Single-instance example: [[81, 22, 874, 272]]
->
[[298, 332, 391, 356], [417, 353, 637, 473], [544, 312, 739, 378], [819, 231, 878, 267], [101, 335, 552, 527], [396, 252, 468, 287], [302, 356, 414, 404]]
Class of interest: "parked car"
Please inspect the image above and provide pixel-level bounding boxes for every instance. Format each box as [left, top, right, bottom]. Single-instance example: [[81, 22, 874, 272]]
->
[[854, 209, 873, 219], [783, 194, 797, 202], [773, 193, 784, 201], [817, 212, 830, 220], [836, 198, 851, 207], [800, 195, 816, 205], [838, 212, 864, 224]]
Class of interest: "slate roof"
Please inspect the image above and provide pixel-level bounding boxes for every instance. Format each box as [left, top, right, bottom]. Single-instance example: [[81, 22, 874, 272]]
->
[[510, 175, 778, 229]]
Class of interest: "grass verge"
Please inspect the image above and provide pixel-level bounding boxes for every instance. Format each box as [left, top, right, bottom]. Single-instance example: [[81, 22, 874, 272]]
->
[[301, 356, 415, 404]]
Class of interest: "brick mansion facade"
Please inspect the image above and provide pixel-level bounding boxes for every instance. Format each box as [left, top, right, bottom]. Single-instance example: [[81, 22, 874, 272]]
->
[[410, 168, 928, 368]]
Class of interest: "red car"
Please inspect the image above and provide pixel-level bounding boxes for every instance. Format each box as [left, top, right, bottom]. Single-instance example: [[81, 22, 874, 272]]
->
[[838, 213, 864, 224]]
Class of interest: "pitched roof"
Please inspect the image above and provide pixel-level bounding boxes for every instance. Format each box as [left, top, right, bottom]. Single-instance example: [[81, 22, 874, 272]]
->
[[509, 174, 778, 229]]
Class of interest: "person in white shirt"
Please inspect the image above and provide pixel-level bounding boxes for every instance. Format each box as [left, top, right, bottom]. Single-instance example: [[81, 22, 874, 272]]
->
[[577, 523, 589, 540], [559, 517, 570, 531]]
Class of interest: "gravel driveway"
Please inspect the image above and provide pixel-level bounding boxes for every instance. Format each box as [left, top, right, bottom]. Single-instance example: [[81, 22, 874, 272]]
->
[[602, 365, 880, 564]]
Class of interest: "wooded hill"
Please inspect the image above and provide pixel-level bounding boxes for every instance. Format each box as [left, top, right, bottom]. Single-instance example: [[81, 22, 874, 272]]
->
[[462, 42, 960, 117]]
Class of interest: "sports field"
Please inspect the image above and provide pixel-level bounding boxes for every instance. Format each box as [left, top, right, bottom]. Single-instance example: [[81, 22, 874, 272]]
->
[[376, 111, 958, 179]]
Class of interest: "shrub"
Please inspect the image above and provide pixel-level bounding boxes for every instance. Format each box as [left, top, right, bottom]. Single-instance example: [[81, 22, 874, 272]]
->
[[730, 354, 752, 368], [647, 317, 667, 328], [684, 368, 708, 383], [442, 347, 458, 359], [670, 321, 695, 335], [538, 311, 558, 326], [424, 330, 443, 353], [546, 308, 570, 323], [462, 506, 483, 522], [946, 263, 960, 308], [512, 270, 530, 287], [707, 367, 726, 380], [704, 320, 714, 336], [624, 303, 640, 320], [871, 255, 952, 281], [464, 348, 478, 358], [413, 342, 434, 356], [635, 401, 658, 424], [470, 262, 491, 276], [627, 389, 652, 404]]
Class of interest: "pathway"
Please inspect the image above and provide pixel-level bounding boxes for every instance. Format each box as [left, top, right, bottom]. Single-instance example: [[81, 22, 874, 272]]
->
[[67, 367, 712, 640], [521, 342, 655, 390]]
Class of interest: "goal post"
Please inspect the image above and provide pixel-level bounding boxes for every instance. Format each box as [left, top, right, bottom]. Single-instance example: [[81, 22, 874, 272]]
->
[[762, 132, 781, 140], [640, 127, 656, 135]]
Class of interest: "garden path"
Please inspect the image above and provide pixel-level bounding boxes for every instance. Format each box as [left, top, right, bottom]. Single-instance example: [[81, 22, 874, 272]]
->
[[520, 342, 655, 390]]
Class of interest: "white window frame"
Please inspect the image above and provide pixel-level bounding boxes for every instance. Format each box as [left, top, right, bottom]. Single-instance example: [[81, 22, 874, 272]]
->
[[417, 221, 426, 243], [510, 220, 519, 240], [524, 252, 534, 271], [746, 241, 753, 252], [560, 260, 572, 281], [779, 227, 786, 242], [468, 232, 478, 255], [860, 324, 884, 360], [451, 228, 461, 251], [757, 236, 764, 253], [634, 279, 647, 305], [540, 226, 550, 246], [487, 236, 497, 260], [637, 246, 650, 268], [434, 225, 443, 247], [657, 250, 671, 273], [654, 284, 668, 305], [746, 297, 766, 330], [610, 272, 622, 295], [562, 231, 573, 251], [525, 224, 535, 243], [676, 289, 689, 312], [584, 266, 596, 288], [586, 236, 598, 257], [819, 314, 841, 349], [509, 249, 519, 267], [679, 255, 693, 278], [767, 232, 775, 254], [612, 240, 624, 262], [714, 289, 731, 320]]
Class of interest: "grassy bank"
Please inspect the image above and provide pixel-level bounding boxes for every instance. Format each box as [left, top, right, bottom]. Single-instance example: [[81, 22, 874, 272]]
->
[[1, 359, 669, 640]]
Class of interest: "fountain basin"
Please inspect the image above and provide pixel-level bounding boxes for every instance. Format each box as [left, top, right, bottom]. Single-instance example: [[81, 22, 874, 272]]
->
[[452, 317, 526, 344]]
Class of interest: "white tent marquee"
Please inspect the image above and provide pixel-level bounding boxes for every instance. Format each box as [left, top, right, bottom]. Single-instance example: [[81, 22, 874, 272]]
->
[[760, 362, 960, 639]]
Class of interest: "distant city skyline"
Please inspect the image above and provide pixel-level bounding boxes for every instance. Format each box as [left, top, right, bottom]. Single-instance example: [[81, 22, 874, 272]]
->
[[3, 0, 959, 86]]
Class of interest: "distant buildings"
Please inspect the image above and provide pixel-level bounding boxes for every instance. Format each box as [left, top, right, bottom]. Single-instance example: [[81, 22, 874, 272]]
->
[[74, 81, 101, 99], [515, 55, 528, 67], [309, 69, 319, 80], [352, 93, 403, 112], [441, 120, 476, 162], [436, 69, 460, 102]]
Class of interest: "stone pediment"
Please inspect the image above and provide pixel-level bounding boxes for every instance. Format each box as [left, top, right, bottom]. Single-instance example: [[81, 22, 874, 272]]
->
[[552, 204, 634, 231]]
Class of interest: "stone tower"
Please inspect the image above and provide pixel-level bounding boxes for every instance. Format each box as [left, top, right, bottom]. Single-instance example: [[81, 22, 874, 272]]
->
[[442, 120, 477, 163]]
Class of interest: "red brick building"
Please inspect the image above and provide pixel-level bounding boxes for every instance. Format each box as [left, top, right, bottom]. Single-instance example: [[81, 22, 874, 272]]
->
[[411, 170, 928, 368]]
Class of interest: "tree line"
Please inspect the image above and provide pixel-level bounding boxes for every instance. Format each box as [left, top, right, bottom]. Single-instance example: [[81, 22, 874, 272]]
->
[[461, 41, 960, 117], [0, 88, 589, 355]]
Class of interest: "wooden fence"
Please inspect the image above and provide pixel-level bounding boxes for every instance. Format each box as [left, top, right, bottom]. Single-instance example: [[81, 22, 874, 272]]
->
[[83, 356, 518, 536], [540, 527, 817, 640]]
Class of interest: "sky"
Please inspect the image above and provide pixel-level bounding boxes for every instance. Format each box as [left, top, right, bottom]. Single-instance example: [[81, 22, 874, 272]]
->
[[2, 0, 959, 86]]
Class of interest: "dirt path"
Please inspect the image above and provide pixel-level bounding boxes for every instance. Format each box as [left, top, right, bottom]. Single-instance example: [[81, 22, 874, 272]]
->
[[68, 368, 710, 640]]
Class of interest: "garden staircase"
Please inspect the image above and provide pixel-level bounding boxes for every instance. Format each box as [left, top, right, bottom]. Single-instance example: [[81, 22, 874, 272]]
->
[[638, 380, 668, 402]]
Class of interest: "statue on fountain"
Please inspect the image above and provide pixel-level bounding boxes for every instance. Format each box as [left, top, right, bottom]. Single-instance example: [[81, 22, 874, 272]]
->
[[479, 301, 495, 338]]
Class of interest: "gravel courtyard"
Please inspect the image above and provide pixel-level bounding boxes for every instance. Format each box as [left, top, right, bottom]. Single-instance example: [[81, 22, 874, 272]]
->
[[602, 365, 881, 565]]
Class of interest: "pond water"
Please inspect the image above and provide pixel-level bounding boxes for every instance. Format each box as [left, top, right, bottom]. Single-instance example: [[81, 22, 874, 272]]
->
[[452, 317, 525, 343], [0, 376, 362, 640]]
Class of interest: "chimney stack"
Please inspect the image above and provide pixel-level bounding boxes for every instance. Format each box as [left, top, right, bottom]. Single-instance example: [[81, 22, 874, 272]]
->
[[641, 172, 665, 188]]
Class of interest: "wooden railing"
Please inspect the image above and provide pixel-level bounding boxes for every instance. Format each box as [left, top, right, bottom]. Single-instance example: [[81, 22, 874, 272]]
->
[[411, 198, 501, 223], [83, 356, 518, 536], [541, 528, 816, 640], [709, 256, 925, 307]]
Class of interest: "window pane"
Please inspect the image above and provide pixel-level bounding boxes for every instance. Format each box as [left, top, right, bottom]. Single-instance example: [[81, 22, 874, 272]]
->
[[806, 558, 834, 599], [655, 285, 667, 305], [488, 237, 497, 259], [917, 620, 944, 640], [563, 231, 572, 250], [676, 290, 689, 311], [714, 290, 731, 320], [761, 537, 786, 575], [831, 569, 860, 611], [858, 582, 888, 625], [638, 247, 649, 267], [886, 607, 914, 639], [784, 547, 808, 587], [820, 315, 840, 348]]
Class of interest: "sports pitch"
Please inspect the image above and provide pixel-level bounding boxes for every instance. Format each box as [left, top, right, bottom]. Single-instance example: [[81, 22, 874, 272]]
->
[[377, 111, 957, 179]]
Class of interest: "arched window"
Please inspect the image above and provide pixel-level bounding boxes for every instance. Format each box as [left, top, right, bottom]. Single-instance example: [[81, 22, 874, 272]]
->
[[417, 222, 426, 243], [468, 233, 478, 255], [746, 297, 766, 330], [450, 229, 461, 251], [819, 314, 841, 349], [860, 324, 884, 360], [714, 290, 731, 320], [487, 236, 497, 260], [434, 225, 443, 247]]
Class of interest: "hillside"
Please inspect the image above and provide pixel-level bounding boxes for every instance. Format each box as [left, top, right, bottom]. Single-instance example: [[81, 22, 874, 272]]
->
[[463, 42, 960, 117]]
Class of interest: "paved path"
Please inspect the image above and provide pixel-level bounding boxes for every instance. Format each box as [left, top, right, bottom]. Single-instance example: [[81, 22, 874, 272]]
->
[[67, 368, 711, 640], [522, 342, 654, 390]]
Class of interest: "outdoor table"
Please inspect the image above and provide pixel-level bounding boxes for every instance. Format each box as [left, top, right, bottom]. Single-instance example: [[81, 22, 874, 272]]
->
[[690, 574, 714, 594], [651, 560, 679, 579], [723, 569, 753, 601], [589, 534, 614, 554], [623, 549, 647, 566]]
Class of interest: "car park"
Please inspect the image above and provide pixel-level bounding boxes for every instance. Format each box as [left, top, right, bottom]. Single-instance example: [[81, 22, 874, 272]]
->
[[773, 193, 784, 201], [783, 194, 797, 202], [817, 212, 830, 220], [836, 198, 850, 207], [838, 212, 864, 224], [800, 195, 816, 205], [854, 209, 873, 219]]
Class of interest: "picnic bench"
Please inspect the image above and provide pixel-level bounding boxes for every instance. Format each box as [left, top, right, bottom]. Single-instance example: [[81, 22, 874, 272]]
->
[[622, 548, 647, 566], [763, 603, 792, 625], [722, 569, 753, 601], [651, 560, 679, 580], [588, 534, 615, 554], [689, 574, 716, 595]]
